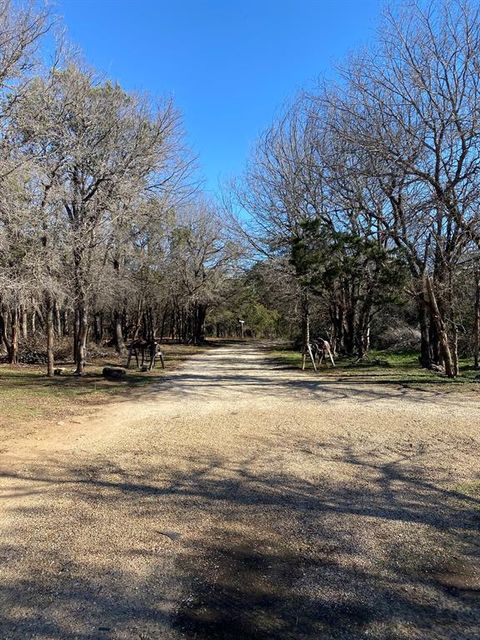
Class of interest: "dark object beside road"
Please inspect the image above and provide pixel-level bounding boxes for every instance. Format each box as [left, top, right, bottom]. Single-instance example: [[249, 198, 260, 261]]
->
[[102, 367, 126, 380]]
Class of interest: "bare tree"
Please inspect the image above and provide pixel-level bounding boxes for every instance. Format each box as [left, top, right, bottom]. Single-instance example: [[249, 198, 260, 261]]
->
[[14, 62, 188, 373]]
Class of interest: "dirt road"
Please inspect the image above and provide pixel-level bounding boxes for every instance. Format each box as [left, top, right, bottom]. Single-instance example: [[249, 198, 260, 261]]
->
[[1, 344, 479, 639]]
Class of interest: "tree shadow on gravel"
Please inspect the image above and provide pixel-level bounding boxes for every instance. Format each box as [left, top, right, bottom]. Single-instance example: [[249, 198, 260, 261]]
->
[[1, 442, 480, 639], [173, 532, 376, 640], [141, 371, 471, 407], [5, 344, 471, 411]]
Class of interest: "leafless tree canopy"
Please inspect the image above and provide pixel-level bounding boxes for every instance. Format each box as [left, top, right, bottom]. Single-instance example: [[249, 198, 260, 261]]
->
[[2, 0, 480, 377], [0, 1, 242, 374], [227, 0, 480, 377]]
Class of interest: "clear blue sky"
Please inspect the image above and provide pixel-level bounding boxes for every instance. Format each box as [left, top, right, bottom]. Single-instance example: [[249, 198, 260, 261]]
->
[[54, 0, 384, 194]]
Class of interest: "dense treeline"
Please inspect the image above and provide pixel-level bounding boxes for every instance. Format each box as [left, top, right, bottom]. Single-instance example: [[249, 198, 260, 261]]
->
[[231, 0, 480, 377], [0, 1, 240, 374], [3, 0, 480, 380]]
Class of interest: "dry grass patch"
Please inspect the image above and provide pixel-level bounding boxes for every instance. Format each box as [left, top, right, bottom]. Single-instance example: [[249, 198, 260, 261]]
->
[[270, 347, 480, 393], [0, 342, 212, 439]]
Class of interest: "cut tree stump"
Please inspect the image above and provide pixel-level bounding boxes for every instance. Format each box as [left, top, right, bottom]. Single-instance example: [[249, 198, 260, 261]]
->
[[102, 367, 126, 380]]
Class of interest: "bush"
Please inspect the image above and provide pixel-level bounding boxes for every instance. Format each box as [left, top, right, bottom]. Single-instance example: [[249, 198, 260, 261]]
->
[[375, 322, 421, 352]]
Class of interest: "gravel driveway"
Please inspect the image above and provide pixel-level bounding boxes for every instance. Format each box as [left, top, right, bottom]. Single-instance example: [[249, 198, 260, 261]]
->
[[1, 343, 479, 639]]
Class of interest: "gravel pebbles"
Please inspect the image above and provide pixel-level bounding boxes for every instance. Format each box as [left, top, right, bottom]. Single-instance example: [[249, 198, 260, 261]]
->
[[1, 344, 479, 639]]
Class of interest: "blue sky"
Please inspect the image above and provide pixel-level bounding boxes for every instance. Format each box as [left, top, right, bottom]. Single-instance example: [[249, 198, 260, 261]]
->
[[54, 0, 383, 194]]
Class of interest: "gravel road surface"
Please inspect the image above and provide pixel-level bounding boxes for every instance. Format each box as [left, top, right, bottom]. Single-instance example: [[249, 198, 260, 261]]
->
[[1, 343, 479, 639]]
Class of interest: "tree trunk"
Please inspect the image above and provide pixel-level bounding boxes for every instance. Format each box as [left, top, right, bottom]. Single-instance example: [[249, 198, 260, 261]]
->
[[9, 306, 19, 364], [424, 275, 455, 378], [74, 302, 88, 375], [447, 268, 459, 377], [62, 309, 69, 336], [474, 268, 480, 370], [73, 307, 80, 364], [192, 304, 207, 344], [451, 321, 459, 378], [343, 281, 357, 356], [329, 292, 345, 356], [428, 320, 441, 366], [21, 306, 28, 340], [45, 295, 54, 377], [356, 294, 372, 360], [357, 319, 371, 359], [0, 310, 12, 360], [416, 289, 431, 368], [301, 294, 317, 371], [114, 310, 126, 354], [93, 312, 102, 343], [160, 307, 168, 341], [54, 301, 62, 337]]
